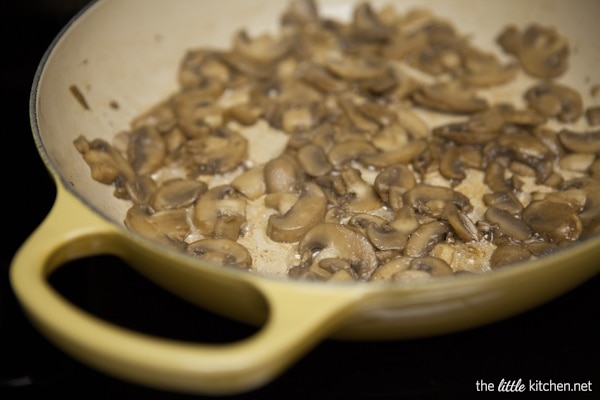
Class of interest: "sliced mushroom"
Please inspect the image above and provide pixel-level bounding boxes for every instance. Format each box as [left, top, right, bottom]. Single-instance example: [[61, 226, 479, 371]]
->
[[124, 206, 185, 249], [409, 256, 453, 276], [365, 222, 409, 251], [183, 128, 248, 176], [562, 177, 600, 230], [193, 185, 247, 240], [231, 165, 267, 200], [489, 243, 531, 269], [482, 191, 523, 215], [484, 207, 531, 241], [149, 209, 192, 242], [558, 129, 600, 154], [522, 200, 582, 243], [439, 146, 466, 181], [172, 87, 226, 137], [403, 184, 471, 212], [151, 178, 207, 211], [187, 238, 252, 269], [263, 154, 303, 193], [373, 164, 416, 205], [297, 223, 378, 280], [232, 30, 291, 64], [524, 83, 583, 123], [296, 143, 333, 177], [351, 2, 394, 41], [339, 167, 383, 213], [412, 80, 488, 114], [497, 24, 569, 79], [124, 175, 157, 208], [325, 56, 388, 81], [267, 182, 327, 242], [586, 106, 600, 126], [370, 257, 412, 281], [327, 140, 377, 168], [405, 220, 450, 258], [359, 139, 427, 168], [74, 136, 136, 186]]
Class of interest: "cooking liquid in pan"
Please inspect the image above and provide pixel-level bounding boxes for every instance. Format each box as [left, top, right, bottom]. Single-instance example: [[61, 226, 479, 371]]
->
[[74, 0, 600, 282]]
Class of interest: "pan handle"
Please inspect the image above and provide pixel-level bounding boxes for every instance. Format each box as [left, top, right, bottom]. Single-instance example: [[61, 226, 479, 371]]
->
[[10, 186, 362, 395]]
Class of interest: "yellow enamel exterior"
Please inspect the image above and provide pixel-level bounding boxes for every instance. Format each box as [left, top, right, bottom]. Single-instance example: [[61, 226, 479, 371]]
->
[[10, 0, 600, 395]]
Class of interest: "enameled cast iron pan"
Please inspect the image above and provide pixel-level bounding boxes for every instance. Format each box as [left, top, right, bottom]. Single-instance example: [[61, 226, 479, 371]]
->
[[10, 0, 600, 395]]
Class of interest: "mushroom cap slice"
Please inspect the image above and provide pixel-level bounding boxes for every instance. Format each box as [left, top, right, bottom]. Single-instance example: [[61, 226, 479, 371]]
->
[[558, 129, 600, 154], [151, 178, 208, 211], [267, 182, 327, 243], [524, 83, 583, 123], [187, 238, 252, 269], [298, 223, 378, 280], [522, 200, 582, 243]]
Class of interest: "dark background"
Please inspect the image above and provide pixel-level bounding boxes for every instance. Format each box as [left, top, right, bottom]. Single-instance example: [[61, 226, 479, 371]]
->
[[1, 1, 598, 399]]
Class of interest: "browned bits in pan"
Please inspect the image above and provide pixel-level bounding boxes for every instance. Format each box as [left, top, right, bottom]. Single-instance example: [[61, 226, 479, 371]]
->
[[75, 0, 600, 281]]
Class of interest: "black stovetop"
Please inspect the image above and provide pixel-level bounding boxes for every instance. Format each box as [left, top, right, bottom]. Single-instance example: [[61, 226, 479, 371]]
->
[[1, 2, 598, 399]]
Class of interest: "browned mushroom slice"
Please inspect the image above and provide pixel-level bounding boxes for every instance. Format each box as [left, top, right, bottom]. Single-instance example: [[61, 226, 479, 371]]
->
[[370, 257, 412, 281], [150, 209, 192, 242], [522, 200, 582, 243], [586, 106, 600, 126], [172, 87, 226, 137], [178, 49, 231, 89], [232, 30, 292, 65], [297, 62, 347, 94], [193, 185, 247, 240], [125, 175, 158, 207], [483, 161, 512, 192], [409, 256, 453, 277], [131, 100, 177, 133], [412, 81, 488, 114], [231, 165, 267, 200], [562, 177, 600, 233], [338, 167, 382, 213], [524, 83, 583, 123], [296, 143, 333, 177], [403, 184, 471, 212], [373, 164, 417, 205], [482, 191, 523, 215], [459, 45, 519, 87], [558, 129, 600, 154], [151, 178, 208, 211], [365, 222, 410, 251], [350, 2, 394, 42], [124, 206, 185, 249], [327, 140, 377, 168], [439, 146, 466, 181], [183, 128, 248, 176], [187, 238, 252, 269], [297, 223, 378, 280], [325, 57, 389, 81], [280, 0, 319, 27], [267, 182, 327, 243], [484, 207, 531, 241], [405, 220, 450, 258], [263, 154, 303, 193], [497, 24, 569, 79], [441, 203, 479, 242], [489, 243, 531, 269], [359, 139, 427, 168], [74, 135, 136, 185], [225, 103, 262, 126]]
